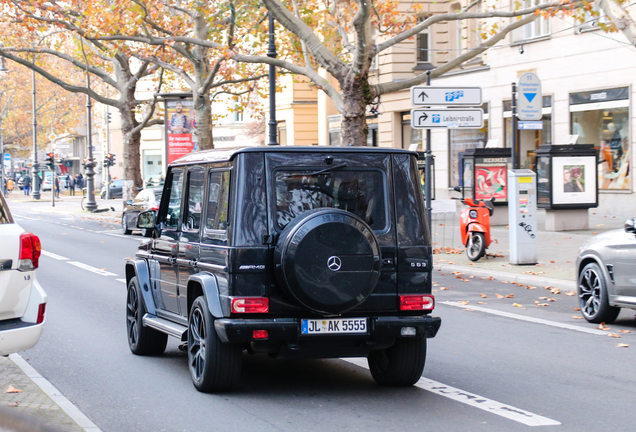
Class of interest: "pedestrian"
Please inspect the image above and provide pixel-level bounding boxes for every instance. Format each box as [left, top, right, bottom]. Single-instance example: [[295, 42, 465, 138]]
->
[[146, 177, 154, 187], [23, 175, 31, 196], [68, 175, 75, 196], [6, 178, 14, 196], [54, 176, 60, 198], [77, 173, 84, 189]]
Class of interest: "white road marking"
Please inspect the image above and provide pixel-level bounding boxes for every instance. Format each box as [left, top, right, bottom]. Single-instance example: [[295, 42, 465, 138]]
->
[[41, 250, 70, 261], [116, 279, 127, 284], [342, 358, 560, 427], [10, 353, 102, 432], [67, 261, 118, 277], [441, 301, 607, 335]]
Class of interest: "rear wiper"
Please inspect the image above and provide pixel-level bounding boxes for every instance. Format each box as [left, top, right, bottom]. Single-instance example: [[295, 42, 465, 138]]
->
[[283, 163, 348, 178]]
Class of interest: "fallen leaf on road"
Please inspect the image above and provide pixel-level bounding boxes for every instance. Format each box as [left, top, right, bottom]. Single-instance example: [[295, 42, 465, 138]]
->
[[598, 323, 610, 330], [469, 276, 476, 279], [525, 286, 537, 290], [506, 294, 515, 298], [440, 287, 449, 290], [461, 278, 470, 282], [463, 309, 474, 311], [574, 308, 581, 311], [572, 316, 583, 320], [566, 292, 576, 296], [523, 271, 538, 275], [618, 330, 631, 333], [479, 294, 488, 298], [7, 402, 19, 407], [562, 236, 572, 239], [592, 232, 598, 234], [457, 301, 470, 305], [608, 333, 621, 338], [495, 293, 505, 299], [4, 386, 22, 394], [451, 271, 464, 275], [536, 303, 549, 307], [535, 264, 544, 267], [544, 286, 553, 290], [501, 281, 510, 284], [547, 298, 557, 302], [100, 241, 105, 244], [441, 273, 446, 276], [556, 242, 562, 244], [567, 260, 573, 263], [597, 224, 605, 227], [539, 297, 548, 300], [489, 276, 495, 280], [551, 288, 561, 294], [477, 302, 487, 304], [617, 343, 629, 348], [512, 303, 523, 308], [469, 263, 475, 266], [550, 261, 555, 263]]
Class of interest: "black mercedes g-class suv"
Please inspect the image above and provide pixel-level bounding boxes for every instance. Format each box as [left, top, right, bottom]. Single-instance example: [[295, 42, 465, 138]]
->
[[127, 146, 441, 392]]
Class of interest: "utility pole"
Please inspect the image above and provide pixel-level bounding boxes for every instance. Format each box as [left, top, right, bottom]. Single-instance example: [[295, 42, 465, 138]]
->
[[267, 13, 278, 146], [32, 70, 41, 200]]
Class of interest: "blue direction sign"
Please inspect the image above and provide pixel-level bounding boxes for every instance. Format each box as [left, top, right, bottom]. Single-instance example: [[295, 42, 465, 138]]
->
[[410, 108, 484, 129], [518, 73, 542, 121], [3, 153, 10, 161]]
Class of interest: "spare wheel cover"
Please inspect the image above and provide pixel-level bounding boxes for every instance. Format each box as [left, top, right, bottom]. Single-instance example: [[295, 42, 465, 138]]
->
[[275, 209, 381, 314]]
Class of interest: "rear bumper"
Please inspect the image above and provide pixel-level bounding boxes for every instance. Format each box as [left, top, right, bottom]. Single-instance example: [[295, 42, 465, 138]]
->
[[214, 315, 441, 344], [0, 321, 44, 356]]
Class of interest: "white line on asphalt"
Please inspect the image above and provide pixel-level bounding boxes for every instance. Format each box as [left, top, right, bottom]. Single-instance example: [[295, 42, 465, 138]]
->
[[441, 301, 607, 335], [41, 250, 70, 261], [67, 261, 118, 277], [9, 353, 103, 432], [103, 232, 144, 241], [116, 279, 127, 284], [342, 358, 560, 427]]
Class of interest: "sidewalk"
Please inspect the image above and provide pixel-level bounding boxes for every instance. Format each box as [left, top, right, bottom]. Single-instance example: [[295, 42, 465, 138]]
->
[[431, 207, 629, 289]]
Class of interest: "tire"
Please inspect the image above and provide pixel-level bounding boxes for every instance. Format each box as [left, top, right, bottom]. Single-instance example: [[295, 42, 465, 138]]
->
[[80, 197, 86, 211], [466, 232, 486, 262], [126, 277, 168, 355], [122, 217, 132, 235], [188, 296, 242, 393], [578, 262, 620, 324], [368, 338, 427, 386]]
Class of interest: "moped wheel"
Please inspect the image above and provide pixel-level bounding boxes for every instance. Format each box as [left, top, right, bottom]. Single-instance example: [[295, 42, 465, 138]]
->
[[466, 232, 486, 261]]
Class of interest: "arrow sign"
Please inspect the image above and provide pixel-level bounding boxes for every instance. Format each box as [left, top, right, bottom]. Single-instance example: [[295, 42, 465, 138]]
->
[[411, 86, 482, 106], [410, 108, 484, 129], [517, 73, 542, 121]]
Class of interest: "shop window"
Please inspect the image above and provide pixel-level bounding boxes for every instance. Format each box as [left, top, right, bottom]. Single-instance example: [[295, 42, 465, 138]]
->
[[571, 107, 629, 190]]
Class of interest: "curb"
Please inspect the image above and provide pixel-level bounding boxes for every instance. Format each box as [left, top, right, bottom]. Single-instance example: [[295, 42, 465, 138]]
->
[[434, 264, 577, 291]]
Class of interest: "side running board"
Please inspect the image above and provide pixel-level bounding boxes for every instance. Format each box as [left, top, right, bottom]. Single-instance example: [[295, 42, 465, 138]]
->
[[143, 314, 187, 338]]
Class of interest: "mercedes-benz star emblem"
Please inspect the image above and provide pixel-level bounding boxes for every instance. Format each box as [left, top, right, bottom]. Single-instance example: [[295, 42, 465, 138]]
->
[[327, 256, 342, 272]]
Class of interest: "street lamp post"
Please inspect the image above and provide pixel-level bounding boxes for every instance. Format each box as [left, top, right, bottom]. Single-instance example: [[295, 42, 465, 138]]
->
[[84, 93, 97, 212], [267, 13, 278, 146], [32, 70, 41, 200]]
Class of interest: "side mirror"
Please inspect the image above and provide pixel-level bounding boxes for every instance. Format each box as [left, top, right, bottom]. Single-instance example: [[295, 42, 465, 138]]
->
[[137, 210, 156, 229], [625, 218, 636, 234], [453, 186, 461, 192]]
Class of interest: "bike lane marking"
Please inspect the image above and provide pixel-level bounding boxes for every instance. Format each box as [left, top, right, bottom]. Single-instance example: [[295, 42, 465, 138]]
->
[[342, 358, 560, 427], [441, 301, 607, 335]]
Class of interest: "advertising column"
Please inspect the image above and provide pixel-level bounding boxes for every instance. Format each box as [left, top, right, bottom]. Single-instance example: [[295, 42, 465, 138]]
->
[[165, 98, 196, 164]]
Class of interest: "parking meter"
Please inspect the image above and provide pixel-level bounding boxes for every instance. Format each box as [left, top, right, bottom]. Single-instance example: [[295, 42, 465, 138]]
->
[[508, 169, 537, 265]]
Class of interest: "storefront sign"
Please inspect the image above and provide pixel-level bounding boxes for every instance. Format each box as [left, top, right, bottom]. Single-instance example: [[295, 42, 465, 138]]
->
[[569, 87, 628, 105]]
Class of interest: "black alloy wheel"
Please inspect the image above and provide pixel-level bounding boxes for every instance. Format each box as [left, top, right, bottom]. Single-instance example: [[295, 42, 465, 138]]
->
[[126, 277, 167, 355], [578, 262, 620, 324], [188, 297, 242, 393], [368, 338, 427, 386], [122, 216, 132, 235]]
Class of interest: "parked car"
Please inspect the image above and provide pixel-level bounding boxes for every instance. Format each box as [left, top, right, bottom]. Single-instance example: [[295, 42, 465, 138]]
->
[[16, 177, 24, 191], [122, 188, 162, 237], [101, 179, 123, 199], [0, 190, 46, 355], [127, 146, 441, 393], [576, 218, 636, 323]]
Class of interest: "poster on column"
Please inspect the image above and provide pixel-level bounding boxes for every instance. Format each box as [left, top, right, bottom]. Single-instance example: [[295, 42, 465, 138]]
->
[[475, 164, 507, 200], [166, 99, 196, 164]]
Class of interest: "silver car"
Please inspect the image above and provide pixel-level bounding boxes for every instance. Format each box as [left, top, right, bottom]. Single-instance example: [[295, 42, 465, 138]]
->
[[576, 219, 636, 323]]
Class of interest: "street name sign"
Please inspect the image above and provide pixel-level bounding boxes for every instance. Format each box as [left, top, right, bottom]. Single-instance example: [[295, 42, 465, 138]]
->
[[410, 108, 484, 129], [411, 86, 482, 106], [518, 73, 542, 121]]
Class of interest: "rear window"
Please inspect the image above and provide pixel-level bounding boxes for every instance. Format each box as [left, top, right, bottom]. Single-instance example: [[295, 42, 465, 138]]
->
[[275, 169, 386, 231], [0, 192, 13, 224]]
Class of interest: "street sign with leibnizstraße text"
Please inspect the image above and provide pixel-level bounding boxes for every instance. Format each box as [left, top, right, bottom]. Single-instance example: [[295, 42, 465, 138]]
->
[[411, 87, 482, 106], [410, 108, 484, 129], [517, 73, 542, 121]]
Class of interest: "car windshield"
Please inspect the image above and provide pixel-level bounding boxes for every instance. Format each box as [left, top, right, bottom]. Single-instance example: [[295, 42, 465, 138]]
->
[[274, 169, 386, 230]]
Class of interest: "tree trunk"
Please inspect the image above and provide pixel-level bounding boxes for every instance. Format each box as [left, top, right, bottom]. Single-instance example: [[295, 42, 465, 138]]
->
[[119, 103, 142, 201], [194, 94, 214, 150], [192, 11, 214, 151], [598, 0, 636, 46], [339, 74, 370, 147]]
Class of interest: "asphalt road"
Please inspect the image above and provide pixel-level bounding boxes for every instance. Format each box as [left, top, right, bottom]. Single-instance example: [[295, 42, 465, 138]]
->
[[10, 202, 636, 432]]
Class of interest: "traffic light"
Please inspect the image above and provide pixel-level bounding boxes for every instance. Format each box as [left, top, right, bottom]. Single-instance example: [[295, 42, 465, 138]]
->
[[106, 112, 111, 124], [104, 153, 115, 167], [45, 152, 54, 168]]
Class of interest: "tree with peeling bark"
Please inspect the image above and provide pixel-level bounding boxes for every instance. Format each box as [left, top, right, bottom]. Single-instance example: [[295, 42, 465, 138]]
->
[[590, 0, 636, 46], [118, 0, 587, 146], [0, 2, 164, 196], [94, 0, 268, 150]]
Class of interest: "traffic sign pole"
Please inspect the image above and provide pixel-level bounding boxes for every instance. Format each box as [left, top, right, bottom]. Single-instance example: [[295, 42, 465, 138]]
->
[[425, 71, 432, 236], [512, 82, 518, 170]]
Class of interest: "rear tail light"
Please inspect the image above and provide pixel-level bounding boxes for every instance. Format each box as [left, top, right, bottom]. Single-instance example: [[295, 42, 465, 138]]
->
[[400, 295, 435, 311], [231, 297, 269, 313], [37, 303, 46, 324], [151, 206, 159, 211], [18, 232, 42, 271]]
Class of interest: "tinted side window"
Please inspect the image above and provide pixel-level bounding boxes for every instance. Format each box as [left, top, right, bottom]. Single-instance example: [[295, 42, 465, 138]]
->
[[206, 171, 230, 231], [165, 169, 184, 228], [185, 168, 205, 231], [0, 193, 13, 224]]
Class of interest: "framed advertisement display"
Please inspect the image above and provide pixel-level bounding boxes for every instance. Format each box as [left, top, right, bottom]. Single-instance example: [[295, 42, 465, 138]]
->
[[475, 163, 508, 200], [536, 155, 551, 205], [552, 156, 596, 205], [164, 97, 197, 165]]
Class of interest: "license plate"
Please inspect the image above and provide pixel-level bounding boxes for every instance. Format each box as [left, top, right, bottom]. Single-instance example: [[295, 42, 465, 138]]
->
[[301, 318, 367, 335]]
